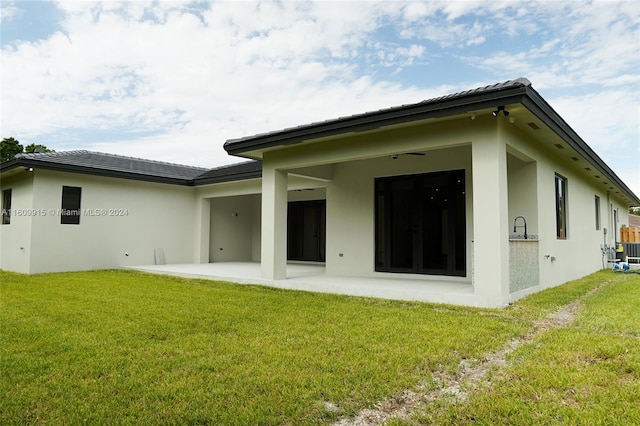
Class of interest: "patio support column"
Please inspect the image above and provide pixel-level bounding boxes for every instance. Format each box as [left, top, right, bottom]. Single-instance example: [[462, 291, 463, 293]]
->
[[194, 197, 210, 263], [261, 165, 288, 280], [472, 131, 510, 307]]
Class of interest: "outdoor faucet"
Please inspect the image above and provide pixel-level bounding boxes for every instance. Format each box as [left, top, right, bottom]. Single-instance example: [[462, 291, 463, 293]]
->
[[513, 216, 528, 239]]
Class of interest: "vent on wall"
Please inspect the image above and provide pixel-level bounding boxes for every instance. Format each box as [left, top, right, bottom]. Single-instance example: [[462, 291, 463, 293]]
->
[[527, 122, 541, 130], [571, 157, 579, 161], [554, 143, 564, 150]]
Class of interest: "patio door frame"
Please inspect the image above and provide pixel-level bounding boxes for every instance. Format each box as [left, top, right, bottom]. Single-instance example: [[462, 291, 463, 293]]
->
[[287, 200, 326, 262], [375, 170, 466, 276]]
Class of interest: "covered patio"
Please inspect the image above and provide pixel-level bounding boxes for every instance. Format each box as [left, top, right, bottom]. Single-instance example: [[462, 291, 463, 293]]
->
[[126, 262, 476, 306]]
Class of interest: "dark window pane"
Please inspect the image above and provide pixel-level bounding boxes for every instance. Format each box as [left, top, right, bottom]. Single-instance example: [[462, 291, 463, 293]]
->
[[389, 176, 415, 270], [421, 173, 449, 271], [2, 189, 11, 225], [555, 174, 567, 239], [375, 184, 386, 268], [61, 186, 81, 225]]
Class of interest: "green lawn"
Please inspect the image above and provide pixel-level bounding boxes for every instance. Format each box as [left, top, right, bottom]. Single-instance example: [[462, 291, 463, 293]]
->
[[1, 269, 638, 425], [407, 271, 640, 425]]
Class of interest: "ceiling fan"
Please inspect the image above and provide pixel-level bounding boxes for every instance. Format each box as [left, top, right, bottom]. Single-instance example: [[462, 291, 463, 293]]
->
[[390, 152, 426, 159]]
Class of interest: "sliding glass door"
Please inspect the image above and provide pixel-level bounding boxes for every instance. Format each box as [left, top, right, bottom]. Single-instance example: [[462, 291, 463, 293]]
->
[[375, 170, 466, 276], [287, 200, 326, 262]]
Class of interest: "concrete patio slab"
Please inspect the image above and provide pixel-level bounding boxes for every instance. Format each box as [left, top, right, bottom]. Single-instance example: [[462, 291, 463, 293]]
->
[[126, 262, 477, 306]]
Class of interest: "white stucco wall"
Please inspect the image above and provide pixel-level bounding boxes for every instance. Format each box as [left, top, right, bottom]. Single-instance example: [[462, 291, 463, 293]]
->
[[507, 153, 539, 238], [196, 179, 263, 264], [209, 194, 259, 262], [326, 145, 474, 278], [22, 170, 197, 273], [251, 196, 261, 261], [257, 113, 633, 306], [0, 172, 35, 273], [535, 155, 625, 290], [500, 121, 628, 295], [200, 177, 327, 265]]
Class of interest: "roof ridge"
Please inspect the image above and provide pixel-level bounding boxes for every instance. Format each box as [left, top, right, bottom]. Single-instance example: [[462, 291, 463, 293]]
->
[[205, 159, 259, 170], [15, 149, 89, 159], [86, 150, 209, 171], [194, 159, 262, 183], [17, 149, 208, 171], [419, 77, 532, 104]]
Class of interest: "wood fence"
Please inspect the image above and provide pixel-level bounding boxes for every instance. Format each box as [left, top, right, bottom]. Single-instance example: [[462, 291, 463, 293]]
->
[[621, 226, 640, 243]]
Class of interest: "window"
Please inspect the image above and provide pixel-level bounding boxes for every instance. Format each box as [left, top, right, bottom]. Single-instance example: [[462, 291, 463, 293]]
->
[[555, 174, 568, 239], [2, 189, 11, 225], [594, 195, 600, 230], [61, 186, 81, 225]]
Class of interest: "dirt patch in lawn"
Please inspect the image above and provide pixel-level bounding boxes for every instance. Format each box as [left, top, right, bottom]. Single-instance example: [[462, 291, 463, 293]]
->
[[334, 284, 606, 426]]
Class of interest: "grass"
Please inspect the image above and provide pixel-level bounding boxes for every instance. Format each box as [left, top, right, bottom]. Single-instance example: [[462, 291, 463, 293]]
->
[[1, 269, 638, 424], [406, 271, 640, 425]]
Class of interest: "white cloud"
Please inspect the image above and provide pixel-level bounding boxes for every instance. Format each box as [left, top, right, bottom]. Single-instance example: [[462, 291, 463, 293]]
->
[[464, 1, 639, 89], [396, 44, 425, 62], [0, 1, 19, 22], [0, 0, 638, 199], [2, 2, 440, 155], [466, 36, 485, 46], [550, 89, 640, 198], [551, 90, 639, 152], [0, 2, 428, 140]]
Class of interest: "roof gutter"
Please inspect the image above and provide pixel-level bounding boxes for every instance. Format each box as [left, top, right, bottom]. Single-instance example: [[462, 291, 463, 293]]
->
[[193, 169, 262, 186]]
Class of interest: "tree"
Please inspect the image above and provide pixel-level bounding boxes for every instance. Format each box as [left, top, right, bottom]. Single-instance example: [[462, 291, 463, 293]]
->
[[24, 143, 53, 154], [1, 137, 23, 162], [630, 207, 640, 216], [1, 138, 53, 162]]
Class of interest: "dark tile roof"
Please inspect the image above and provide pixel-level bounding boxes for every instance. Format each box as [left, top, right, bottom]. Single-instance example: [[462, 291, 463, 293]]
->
[[224, 78, 532, 149], [420, 77, 532, 104], [194, 160, 262, 184], [9, 150, 207, 182], [28, 150, 205, 178], [2, 150, 261, 186]]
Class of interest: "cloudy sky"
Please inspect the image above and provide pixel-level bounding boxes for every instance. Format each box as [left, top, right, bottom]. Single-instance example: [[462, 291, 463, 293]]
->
[[1, 1, 639, 197]]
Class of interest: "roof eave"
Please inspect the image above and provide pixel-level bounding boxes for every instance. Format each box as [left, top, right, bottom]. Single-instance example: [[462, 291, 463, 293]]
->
[[1, 159, 195, 186], [223, 84, 639, 206], [522, 86, 640, 206], [194, 169, 263, 186], [223, 85, 529, 155]]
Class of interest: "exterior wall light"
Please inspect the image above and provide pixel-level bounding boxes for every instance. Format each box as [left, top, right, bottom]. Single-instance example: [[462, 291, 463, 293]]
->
[[492, 106, 509, 117]]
